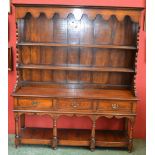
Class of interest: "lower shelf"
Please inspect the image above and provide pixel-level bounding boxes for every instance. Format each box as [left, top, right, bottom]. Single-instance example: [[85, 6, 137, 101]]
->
[[20, 127, 129, 148], [21, 127, 52, 145], [96, 130, 128, 147], [58, 129, 91, 146]]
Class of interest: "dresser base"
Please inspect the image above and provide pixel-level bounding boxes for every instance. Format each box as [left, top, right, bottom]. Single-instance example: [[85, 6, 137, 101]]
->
[[17, 127, 129, 150]]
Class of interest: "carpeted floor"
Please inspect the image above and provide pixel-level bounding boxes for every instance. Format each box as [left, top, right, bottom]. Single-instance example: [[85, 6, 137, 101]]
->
[[8, 135, 146, 155]]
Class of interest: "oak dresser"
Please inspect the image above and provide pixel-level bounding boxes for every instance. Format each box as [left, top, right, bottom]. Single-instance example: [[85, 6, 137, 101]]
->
[[12, 4, 143, 152]]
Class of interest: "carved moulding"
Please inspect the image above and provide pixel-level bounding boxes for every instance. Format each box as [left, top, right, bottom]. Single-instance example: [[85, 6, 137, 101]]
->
[[15, 6, 141, 23], [14, 111, 56, 118], [14, 111, 135, 122]]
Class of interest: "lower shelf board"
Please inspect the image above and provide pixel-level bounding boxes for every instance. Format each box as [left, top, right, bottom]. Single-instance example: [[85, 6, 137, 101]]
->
[[20, 127, 129, 148], [20, 127, 52, 145], [58, 129, 91, 146], [96, 130, 128, 147]]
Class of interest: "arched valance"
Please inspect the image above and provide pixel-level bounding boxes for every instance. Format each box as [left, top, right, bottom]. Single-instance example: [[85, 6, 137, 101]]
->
[[15, 5, 142, 23]]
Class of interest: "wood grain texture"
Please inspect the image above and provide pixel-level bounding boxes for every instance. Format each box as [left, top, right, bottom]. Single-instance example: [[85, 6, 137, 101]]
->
[[12, 4, 143, 152], [12, 87, 137, 100], [19, 127, 129, 148]]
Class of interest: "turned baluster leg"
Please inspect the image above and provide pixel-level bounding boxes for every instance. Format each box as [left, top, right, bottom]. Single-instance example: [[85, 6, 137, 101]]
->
[[15, 113, 20, 148], [20, 114, 25, 129], [128, 118, 135, 153], [90, 119, 96, 151], [52, 117, 58, 150]]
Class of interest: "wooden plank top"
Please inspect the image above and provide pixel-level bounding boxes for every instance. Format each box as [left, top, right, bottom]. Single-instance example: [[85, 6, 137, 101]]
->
[[12, 86, 137, 100]]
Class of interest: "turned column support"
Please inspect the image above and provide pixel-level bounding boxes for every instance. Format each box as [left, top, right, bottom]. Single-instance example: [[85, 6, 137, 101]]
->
[[52, 115, 58, 150], [128, 117, 135, 153], [90, 116, 96, 151], [15, 113, 20, 148]]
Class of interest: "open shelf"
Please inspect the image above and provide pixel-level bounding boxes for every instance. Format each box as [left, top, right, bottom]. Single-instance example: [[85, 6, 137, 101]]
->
[[19, 81, 131, 89], [20, 127, 128, 148], [58, 129, 91, 146], [96, 130, 128, 147], [58, 129, 128, 147], [17, 42, 137, 50], [20, 127, 52, 145], [17, 64, 135, 73]]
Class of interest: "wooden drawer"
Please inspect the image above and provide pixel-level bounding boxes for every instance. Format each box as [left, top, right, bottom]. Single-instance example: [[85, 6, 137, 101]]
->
[[97, 101, 134, 113], [16, 98, 53, 110], [57, 99, 93, 112]]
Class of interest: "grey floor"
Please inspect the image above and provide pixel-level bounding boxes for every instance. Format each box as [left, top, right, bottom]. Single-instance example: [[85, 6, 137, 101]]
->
[[9, 135, 146, 155]]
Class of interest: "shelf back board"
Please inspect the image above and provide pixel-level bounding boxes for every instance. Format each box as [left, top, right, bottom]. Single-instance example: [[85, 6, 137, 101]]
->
[[14, 4, 142, 90]]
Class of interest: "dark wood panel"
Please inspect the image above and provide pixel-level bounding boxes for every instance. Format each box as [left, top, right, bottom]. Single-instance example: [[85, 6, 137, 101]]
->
[[67, 71, 79, 83], [67, 14, 80, 44], [53, 47, 67, 65], [38, 13, 53, 42], [53, 71, 66, 83], [19, 81, 130, 89], [41, 47, 54, 65], [113, 16, 138, 46], [23, 13, 53, 42], [22, 69, 31, 81], [20, 46, 135, 69], [92, 72, 133, 85], [94, 15, 114, 44], [67, 47, 79, 65], [20, 68, 133, 86], [31, 70, 41, 82], [53, 14, 67, 43], [21, 46, 31, 64], [41, 70, 53, 82], [79, 71, 91, 83]]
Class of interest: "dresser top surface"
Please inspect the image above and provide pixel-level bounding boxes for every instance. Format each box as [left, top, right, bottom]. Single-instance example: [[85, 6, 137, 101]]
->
[[12, 86, 137, 101]]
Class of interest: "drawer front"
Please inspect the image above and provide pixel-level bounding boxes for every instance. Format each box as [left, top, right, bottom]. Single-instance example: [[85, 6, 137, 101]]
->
[[16, 98, 53, 110], [97, 101, 133, 113], [57, 99, 93, 112]]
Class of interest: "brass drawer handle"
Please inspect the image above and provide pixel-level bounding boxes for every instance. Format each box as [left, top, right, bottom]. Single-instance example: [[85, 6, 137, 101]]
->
[[111, 104, 119, 110], [31, 101, 39, 106], [71, 101, 79, 108]]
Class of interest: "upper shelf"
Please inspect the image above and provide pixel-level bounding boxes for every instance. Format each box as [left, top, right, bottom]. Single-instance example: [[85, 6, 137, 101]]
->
[[17, 43, 137, 50], [17, 64, 135, 73]]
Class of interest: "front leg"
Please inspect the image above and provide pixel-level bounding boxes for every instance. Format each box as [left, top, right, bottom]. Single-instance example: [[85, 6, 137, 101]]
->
[[90, 118, 96, 151], [128, 118, 135, 153], [15, 113, 20, 148], [52, 116, 58, 150]]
